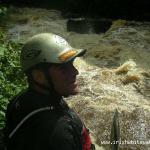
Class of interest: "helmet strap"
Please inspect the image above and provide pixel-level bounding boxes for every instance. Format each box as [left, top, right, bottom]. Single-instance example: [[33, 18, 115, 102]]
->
[[42, 69, 60, 96], [28, 64, 61, 97], [30, 78, 51, 93]]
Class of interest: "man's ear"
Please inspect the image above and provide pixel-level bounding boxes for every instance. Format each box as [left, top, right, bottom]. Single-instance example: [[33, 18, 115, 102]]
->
[[31, 69, 46, 85]]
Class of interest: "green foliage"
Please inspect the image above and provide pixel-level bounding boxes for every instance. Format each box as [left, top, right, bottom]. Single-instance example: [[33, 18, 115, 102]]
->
[[0, 32, 27, 128], [0, 6, 7, 17]]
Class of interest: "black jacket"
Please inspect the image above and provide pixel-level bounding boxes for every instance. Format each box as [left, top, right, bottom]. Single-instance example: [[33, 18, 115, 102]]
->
[[4, 88, 94, 150]]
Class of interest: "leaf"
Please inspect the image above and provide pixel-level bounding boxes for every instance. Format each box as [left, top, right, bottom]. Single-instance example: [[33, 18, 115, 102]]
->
[[0, 31, 26, 128], [0, 45, 5, 56]]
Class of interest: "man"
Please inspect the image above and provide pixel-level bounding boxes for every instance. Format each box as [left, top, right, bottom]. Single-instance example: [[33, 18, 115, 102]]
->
[[4, 33, 95, 150]]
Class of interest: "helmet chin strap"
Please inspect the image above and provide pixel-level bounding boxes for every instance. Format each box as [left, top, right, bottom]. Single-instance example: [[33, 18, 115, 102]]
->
[[31, 80, 50, 93], [43, 69, 59, 96], [32, 68, 61, 97]]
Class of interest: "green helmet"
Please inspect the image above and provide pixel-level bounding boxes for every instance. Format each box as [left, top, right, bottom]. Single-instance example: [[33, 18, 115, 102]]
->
[[20, 33, 86, 71]]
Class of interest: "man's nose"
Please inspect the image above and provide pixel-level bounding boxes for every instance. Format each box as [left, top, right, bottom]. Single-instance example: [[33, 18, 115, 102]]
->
[[71, 65, 79, 76]]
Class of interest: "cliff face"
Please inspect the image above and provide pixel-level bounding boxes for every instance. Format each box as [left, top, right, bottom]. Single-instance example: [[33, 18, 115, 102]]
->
[[1, 0, 150, 21]]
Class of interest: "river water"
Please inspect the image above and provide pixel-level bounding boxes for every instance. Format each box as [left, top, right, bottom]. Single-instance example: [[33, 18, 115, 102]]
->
[[1, 7, 150, 150]]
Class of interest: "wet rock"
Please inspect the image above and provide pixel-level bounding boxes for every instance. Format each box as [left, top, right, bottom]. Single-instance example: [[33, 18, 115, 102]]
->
[[67, 18, 112, 34], [67, 18, 94, 34]]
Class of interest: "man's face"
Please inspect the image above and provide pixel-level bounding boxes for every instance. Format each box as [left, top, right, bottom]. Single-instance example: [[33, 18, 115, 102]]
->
[[48, 61, 79, 96]]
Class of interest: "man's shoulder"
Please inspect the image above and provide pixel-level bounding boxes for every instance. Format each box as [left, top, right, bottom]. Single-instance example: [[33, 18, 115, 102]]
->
[[7, 89, 29, 113], [9, 88, 29, 103], [33, 107, 67, 125], [24, 108, 71, 137]]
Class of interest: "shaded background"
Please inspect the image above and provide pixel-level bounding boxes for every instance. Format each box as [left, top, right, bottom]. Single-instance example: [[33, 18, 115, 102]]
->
[[1, 0, 150, 21]]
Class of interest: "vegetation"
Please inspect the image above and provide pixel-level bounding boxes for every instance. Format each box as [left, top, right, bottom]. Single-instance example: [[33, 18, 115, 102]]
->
[[0, 6, 7, 16], [0, 31, 26, 128]]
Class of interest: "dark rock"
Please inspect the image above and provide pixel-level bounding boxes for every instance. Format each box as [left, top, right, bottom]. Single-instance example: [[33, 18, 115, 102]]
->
[[1, 0, 150, 21], [67, 18, 94, 34], [67, 18, 112, 34]]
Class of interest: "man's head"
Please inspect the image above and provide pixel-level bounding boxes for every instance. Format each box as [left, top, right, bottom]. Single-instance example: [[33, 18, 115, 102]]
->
[[21, 33, 86, 96]]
